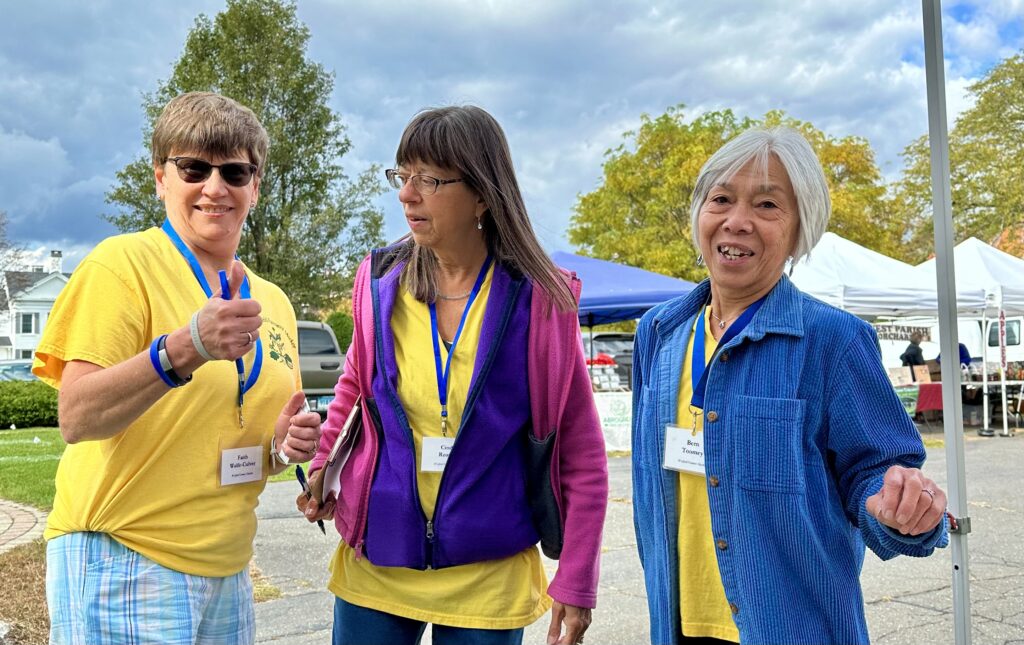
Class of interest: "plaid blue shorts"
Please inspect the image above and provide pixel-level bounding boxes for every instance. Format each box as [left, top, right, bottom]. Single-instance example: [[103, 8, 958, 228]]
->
[[46, 532, 255, 645]]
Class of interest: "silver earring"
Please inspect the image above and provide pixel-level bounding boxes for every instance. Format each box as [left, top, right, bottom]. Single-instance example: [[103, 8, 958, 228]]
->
[[249, 204, 256, 214], [696, 254, 704, 267], [788, 256, 795, 277], [477, 218, 483, 230]]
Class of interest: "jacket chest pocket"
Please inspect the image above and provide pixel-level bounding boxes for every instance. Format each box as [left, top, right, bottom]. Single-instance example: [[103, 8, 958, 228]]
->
[[733, 395, 806, 494]]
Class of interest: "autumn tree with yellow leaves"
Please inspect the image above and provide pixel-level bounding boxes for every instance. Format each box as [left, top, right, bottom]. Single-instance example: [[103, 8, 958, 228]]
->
[[568, 105, 903, 282]]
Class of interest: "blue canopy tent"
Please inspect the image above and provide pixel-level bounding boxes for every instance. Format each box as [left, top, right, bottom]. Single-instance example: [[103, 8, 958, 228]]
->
[[551, 251, 697, 327]]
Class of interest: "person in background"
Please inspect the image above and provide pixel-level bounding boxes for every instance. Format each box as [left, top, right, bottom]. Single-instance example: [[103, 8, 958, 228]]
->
[[631, 126, 949, 645], [936, 341, 973, 369], [900, 331, 926, 381], [34, 91, 321, 645], [297, 105, 608, 645]]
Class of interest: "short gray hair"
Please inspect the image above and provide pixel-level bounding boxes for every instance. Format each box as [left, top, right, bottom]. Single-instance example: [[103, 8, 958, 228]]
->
[[689, 126, 830, 265]]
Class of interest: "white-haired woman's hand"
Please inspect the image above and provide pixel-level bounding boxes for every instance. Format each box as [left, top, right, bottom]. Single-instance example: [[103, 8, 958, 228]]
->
[[866, 466, 947, 535]]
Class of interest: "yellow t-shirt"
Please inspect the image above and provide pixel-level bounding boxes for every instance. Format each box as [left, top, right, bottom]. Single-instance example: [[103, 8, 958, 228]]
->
[[675, 307, 739, 642], [35, 227, 300, 577], [328, 266, 551, 629]]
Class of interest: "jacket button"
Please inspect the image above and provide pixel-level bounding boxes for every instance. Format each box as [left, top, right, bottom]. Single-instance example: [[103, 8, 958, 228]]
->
[[730, 602, 740, 615], [716, 539, 728, 550], [709, 475, 720, 487], [706, 411, 719, 422], [720, 352, 729, 362]]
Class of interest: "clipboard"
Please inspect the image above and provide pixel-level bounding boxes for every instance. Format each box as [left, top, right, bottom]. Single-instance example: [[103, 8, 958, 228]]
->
[[310, 395, 363, 505]]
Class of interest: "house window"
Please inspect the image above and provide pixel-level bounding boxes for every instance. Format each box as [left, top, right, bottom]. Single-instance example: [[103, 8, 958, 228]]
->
[[18, 349, 33, 359], [19, 313, 40, 334]]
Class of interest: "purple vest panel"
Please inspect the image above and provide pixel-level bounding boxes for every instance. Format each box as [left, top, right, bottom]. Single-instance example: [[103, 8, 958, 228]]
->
[[364, 259, 536, 569]]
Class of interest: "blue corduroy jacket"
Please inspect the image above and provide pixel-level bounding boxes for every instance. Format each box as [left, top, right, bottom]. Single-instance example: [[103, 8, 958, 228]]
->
[[632, 276, 949, 645]]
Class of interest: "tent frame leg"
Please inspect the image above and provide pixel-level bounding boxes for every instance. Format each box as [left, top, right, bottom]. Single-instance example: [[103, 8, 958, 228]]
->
[[923, 2, 972, 643]]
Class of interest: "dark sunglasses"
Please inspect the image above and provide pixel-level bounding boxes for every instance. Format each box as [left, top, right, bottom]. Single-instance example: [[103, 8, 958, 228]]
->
[[166, 156, 258, 187]]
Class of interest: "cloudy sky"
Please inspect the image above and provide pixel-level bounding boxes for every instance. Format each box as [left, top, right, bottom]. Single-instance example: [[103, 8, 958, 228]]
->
[[2, 0, 1022, 271]]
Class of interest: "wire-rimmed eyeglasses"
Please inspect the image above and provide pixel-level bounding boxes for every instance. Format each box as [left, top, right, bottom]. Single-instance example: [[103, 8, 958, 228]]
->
[[385, 168, 465, 196]]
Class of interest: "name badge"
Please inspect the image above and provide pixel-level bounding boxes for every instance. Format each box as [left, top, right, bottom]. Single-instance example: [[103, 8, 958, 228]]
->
[[221, 446, 263, 486], [663, 424, 705, 476], [421, 437, 456, 473]]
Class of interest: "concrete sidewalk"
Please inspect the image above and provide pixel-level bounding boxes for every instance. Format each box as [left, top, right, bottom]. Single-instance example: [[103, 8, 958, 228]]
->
[[254, 439, 1024, 644], [252, 462, 645, 645]]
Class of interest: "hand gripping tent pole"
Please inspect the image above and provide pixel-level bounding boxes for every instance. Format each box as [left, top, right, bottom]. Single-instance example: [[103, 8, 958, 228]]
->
[[922, 1, 972, 642]]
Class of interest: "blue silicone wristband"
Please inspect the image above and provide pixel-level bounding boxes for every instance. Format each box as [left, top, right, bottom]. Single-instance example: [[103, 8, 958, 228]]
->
[[150, 335, 178, 388]]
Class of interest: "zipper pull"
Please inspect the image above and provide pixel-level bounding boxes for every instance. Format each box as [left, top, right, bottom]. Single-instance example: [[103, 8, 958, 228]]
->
[[426, 520, 435, 541]]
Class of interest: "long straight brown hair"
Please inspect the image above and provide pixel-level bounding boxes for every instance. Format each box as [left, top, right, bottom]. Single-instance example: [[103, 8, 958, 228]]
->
[[392, 106, 576, 312]]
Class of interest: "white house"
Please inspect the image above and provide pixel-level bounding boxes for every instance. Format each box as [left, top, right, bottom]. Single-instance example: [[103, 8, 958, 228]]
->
[[0, 251, 68, 360]]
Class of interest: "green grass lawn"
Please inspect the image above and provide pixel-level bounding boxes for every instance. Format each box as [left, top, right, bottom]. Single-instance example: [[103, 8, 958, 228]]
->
[[0, 427, 64, 510], [0, 427, 301, 502]]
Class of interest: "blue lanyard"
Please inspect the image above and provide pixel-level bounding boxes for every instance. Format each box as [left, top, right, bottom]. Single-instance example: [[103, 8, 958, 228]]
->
[[161, 220, 263, 417], [428, 255, 493, 436], [690, 296, 766, 409]]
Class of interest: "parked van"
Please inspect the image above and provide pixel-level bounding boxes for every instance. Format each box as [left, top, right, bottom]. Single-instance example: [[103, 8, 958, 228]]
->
[[876, 316, 1024, 369]]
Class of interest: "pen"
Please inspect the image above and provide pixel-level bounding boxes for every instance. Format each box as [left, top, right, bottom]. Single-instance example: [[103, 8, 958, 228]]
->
[[218, 270, 247, 423], [295, 464, 326, 534]]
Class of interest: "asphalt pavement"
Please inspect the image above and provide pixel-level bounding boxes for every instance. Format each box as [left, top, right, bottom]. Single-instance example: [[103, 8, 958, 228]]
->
[[253, 435, 1024, 644]]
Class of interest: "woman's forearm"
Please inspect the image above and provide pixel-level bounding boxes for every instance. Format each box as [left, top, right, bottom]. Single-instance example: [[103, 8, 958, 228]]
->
[[58, 327, 205, 443]]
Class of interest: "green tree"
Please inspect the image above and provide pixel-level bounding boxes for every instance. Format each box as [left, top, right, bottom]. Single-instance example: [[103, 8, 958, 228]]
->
[[325, 310, 354, 353], [891, 52, 1024, 262], [105, 0, 385, 314], [569, 105, 900, 281]]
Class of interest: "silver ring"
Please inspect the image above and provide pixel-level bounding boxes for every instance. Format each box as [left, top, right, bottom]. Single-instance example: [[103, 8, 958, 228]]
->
[[244, 330, 253, 345], [923, 489, 935, 500]]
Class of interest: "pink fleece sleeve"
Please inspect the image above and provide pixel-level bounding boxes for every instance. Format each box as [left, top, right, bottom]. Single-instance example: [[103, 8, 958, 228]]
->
[[309, 349, 361, 473], [546, 329, 610, 608], [310, 257, 370, 473]]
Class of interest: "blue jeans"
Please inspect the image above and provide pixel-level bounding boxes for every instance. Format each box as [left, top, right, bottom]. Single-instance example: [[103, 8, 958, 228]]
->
[[332, 597, 524, 645]]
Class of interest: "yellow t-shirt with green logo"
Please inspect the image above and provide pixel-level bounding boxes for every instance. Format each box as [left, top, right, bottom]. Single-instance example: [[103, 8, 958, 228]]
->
[[675, 307, 739, 642], [328, 266, 551, 629], [34, 227, 300, 577]]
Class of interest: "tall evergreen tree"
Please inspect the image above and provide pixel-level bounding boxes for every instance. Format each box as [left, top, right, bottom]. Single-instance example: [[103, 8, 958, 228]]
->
[[105, 0, 385, 314]]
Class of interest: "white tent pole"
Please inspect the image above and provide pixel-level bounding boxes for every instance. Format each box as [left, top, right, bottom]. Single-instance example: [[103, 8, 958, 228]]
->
[[982, 310, 990, 432], [999, 308, 1009, 436], [922, 2, 972, 643]]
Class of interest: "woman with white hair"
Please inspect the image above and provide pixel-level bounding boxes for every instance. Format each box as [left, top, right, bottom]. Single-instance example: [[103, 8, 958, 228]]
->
[[631, 127, 949, 644]]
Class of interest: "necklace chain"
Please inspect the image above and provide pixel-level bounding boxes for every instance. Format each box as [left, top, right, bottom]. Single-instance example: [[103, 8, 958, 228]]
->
[[709, 307, 732, 330], [437, 290, 471, 301]]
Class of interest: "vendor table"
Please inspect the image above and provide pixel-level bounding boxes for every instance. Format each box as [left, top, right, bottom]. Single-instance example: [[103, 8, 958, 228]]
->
[[913, 381, 1023, 415], [916, 382, 943, 413]]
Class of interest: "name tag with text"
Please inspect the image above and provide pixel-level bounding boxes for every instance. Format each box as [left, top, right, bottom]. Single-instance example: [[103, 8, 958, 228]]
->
[[663, 424, 705, 476], [421, 437, 456, 473], [221, 446, 263, 486]]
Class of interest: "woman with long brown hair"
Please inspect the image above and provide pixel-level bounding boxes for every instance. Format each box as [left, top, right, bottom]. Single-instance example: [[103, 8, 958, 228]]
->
[[300, 106, 608, 645]]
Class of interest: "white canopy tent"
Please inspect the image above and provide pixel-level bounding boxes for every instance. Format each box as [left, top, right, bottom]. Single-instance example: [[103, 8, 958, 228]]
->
[[916, 237, 1024, 316], [790, 232, 988, 317], [916, 237, 1024, 436]]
